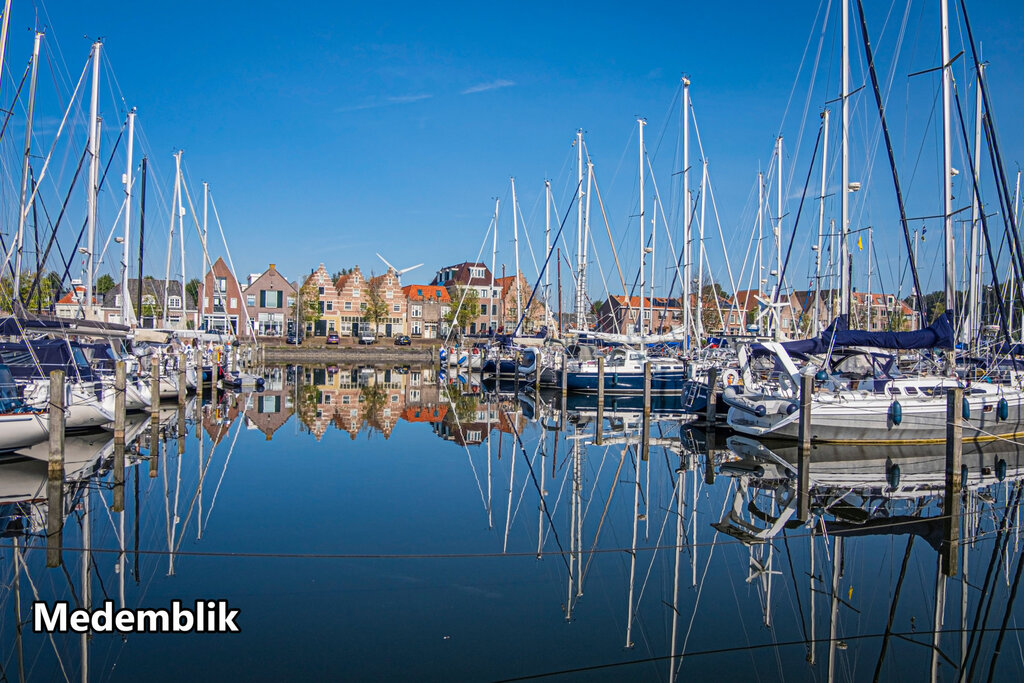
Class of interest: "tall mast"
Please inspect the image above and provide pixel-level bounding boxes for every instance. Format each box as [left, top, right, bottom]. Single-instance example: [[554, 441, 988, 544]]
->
[[638, 118, 646, 335], [840, 0, 851, 318], [200, 181, 209, 329], [545, 180, 551, 330], [757, 172, 764, 305], [163, 152, 181, 327], [941, 0, 955, 321], [682, 77, 691, 347], [815, 109, 830, 335], [137, 158, 147, 327], [575, 129, 586, 331], [121, 109, 135, 325], [585, 158, 594, 328], [490, 198, 499, 332], [697, 159, 708, 339], [775, 135, 784, 341], [867, 227, 873, 329], [14, 31, 42, 300], [511, 177, 522, 327], [86, 40, 102, 315], [177, 152, 186, 329], [966, 64, 984, 347]]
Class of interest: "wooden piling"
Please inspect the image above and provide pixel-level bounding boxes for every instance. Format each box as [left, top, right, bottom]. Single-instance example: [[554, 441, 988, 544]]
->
[[797, 373, 813, 522], [113, 362, 126, 512], [942, 387, 963, 577], [149, 411, 160, 478], [46, 369, 65, 567], [178, 352, 186, 406], [150, 352, 160, 412], [596, 356, 605, 445], [704, 367, 718, 427], [642, 361, 651, 461]]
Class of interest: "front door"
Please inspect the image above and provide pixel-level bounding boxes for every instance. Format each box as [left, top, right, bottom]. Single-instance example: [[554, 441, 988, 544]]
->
[[385, 323, 393, 337], [351, 322, 359, 337]]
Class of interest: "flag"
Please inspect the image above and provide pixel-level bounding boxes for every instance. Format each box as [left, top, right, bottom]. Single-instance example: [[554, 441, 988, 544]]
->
[[857, 235, 863, 251]]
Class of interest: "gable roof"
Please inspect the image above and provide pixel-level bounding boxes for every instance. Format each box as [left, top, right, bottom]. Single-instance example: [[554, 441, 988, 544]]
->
[[403, 285, 450, 302]]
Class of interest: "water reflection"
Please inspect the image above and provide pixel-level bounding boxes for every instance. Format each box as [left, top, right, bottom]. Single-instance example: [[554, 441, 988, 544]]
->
[[0, 364, 1021, 681]]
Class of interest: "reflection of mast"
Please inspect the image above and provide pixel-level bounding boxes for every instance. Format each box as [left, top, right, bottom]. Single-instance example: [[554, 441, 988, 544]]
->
[[669, 464, 684, 683], [80, 487, 91, 683], [625, 443, 640, 648], [827, 536, 843, 683], [503, 429, 515, 553], [486, 399, 493, 529], [931, 556, 947, 681], [13, 537, 25, 683]]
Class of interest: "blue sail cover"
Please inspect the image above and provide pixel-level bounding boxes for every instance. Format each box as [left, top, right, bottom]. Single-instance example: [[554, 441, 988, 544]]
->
[[751, 311, 955, 356]]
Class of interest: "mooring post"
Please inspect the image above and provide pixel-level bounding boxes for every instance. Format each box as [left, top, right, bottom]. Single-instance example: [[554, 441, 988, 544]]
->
[[149, 409, 160, 479], [46, 369, 65, 567], [113, 361, 126, 512], [705, 367, 719, 427], [596, 356, 605, 445], [211, 353, 219, 411], [797, 373, 813, 522], [642, 361, 652, 461], [178, 352, 186, 406], [150, 351, 160, 412], [560, 352, 568, 426], [942, 386, 963, 577]]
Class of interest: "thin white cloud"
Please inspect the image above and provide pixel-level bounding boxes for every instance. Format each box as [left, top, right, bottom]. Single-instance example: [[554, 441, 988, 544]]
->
[[337, 93, 433, 112], [460, 79, 516, 95]]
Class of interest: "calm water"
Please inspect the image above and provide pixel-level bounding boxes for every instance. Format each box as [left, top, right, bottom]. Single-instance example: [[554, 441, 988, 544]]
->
[[1, 364, 1023, 681]]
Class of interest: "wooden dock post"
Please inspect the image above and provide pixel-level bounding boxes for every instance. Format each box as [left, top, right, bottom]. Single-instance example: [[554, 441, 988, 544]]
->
[[642, 361, 651, 461], [150, 352, 161, 412], [113, 361, 126, 512], [46, 370, 65, 567], [796, 373, 813, 522], [149, 409, 160, 479], [560, 352, 568, 425], [942, 387, 963, 577], [704, 367, 718, 427], [596, 356, 605, 445], [178, 352, 187, 406]]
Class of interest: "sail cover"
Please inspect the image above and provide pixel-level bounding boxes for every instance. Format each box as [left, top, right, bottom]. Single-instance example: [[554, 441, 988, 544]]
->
[[752, 312, 955, 356]]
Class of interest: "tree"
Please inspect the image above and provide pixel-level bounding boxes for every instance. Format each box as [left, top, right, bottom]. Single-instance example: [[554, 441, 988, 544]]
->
[[0, 272, 55, 313], [363, 275, 390, 335], [295, 282, 321, 333], [185, 277, 201, 305], [443, 287, 480, 337], [95, 274, 115, 295]]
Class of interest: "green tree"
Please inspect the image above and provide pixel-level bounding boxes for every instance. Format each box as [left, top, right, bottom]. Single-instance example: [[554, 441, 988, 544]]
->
[[363, 275, 389, 335], [443, 287, 480, 337], [95, 274, 115, 295], [1, 272, 55, 313], [185, 277, 201, 305], [295, 282, 321, 333]]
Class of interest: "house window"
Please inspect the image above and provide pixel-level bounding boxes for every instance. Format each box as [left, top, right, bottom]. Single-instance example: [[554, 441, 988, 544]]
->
[[168, 296, 182, 309], [411, 305, 422, 318], [342, 395, 350, 405], [470, 267, 485, 278], [344, 301, 352, 311], [287, 296, 295, 308], [360, 302, 367, 311], [417, 288, 423, 297], [246, 295, 256, 307], [393, 304, 401, 313], [319, 286, 326, 295], [216, 277, 227, 293], [412, 321, 422, 334], [230, 298, 238, 309], [386, 290, 393, 299], [261, 290, 282, 308], [480, 304, 487, 315], [491, 304, 497, 315]]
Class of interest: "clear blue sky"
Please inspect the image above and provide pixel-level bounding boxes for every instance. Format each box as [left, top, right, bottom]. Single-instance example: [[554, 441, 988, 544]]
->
[[3, 1, 1023, 303]]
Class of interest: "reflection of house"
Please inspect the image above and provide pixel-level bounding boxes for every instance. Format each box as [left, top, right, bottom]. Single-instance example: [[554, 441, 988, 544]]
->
[[203, 394, 243, 445], [243, 367, 294, 440], [402, 285, 450, 339], [98, 278, 196, 328], [300, 365, 409, 440], [244, 264, 296, 338], [198, 257, 248, 333]]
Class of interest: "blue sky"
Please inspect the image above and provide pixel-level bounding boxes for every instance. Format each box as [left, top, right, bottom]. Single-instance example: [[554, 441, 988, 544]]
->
[[3, 1, 1023, 303]]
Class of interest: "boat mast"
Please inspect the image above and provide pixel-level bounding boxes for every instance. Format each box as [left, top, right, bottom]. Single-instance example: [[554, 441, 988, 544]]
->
[[121, 109, 135, 325], [757, 171, 764, 326], [867, 227, 873, 328], [200, 181, 209, 329], [163, 152, 181, 327], [697, 159, 708, 339], [816, 109, 830, 335], [137, 157, 147, 326], [178, 153, 187, 329], [575, 129, 586, 331], [86, 40, 101, 316], [638, 118, 646, 335], [511, 177, 522, 327], [14, 31, 42, 302], [840, 0, 851, 319], [585, 158, 594, 329], [490, 198, 499, 333], [966, 65, 984, 347], [545, 180, 551, 329], [775, 135, 783, 341], [682, 77, 691, 347], [941, 0, 955, 324]]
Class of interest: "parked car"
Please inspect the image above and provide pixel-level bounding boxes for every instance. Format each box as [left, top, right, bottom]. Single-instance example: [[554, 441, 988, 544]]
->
[[326, 333, 340, 345], [286, 333, 302, 345], [359, 333, 376, 345], [394, 335, 411, 346]]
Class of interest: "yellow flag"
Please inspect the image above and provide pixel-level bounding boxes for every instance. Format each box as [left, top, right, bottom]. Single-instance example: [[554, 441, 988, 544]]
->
[[857, 235, 863, 251]]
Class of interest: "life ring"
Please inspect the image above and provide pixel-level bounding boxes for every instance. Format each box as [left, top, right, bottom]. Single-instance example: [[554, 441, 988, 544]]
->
[[722, 368, 740, 386]]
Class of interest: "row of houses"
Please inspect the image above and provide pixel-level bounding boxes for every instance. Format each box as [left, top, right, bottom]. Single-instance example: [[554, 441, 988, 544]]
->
[[596, 288, 920, 336]]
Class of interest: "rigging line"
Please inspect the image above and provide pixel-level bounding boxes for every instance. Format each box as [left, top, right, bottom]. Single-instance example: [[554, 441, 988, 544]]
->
[[587, 159, 629, 306], [11, 549, 70, 683], [691, 110, 740, 298], [511, 178, 582, 337], [581, 445, 628, 581], [501, 405, 571, 574], [986, 534, 1024, 682], [445, 385, 489, 518], [773, 124, 822, 307], [441, 215, 495, 347], [208, 192, 257, 343]]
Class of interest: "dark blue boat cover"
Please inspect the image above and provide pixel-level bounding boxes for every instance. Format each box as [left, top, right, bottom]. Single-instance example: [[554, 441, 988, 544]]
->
[[752, 311, 954, 356]]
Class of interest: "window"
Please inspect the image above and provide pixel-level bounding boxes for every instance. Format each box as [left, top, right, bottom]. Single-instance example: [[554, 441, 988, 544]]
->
[[325, 301, 334, 311], [204, 297, 210, 309], [344, 301, 352, 311], [470, 267, 485, 278], [491, 304, 497, 315], [360, 302, 367, 311], [261, 290, 282, 308], [342, 395, 350, 405], [393, 304, 401, 312], [412, 321, 421, 334], [386, 290, 393, 299], [479, 288, 488, 299], [411, 305, 422, 318], [480, 304, 487, 315], [168, 296, 182, 309], [216, 277, 227, 293], [287, 296, 295, 308], [246, 295, 256, 307], [319, 286, 326, 295], [230, 298, 238, 309], [417, 288, 423, 297]]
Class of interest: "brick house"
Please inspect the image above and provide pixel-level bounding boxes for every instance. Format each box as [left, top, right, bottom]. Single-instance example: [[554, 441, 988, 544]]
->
[[301, 265, 340, 337], [244, 264, 296, 337], [431, 262, 500, 335], [366, 268, 406, 337], [98, 278, 196, 328], [198, 257, 248, 334], [334, 266, 370, 337], [402, 284, 450, 339], [495, 273, 545, 334], [596, 295, 684, 335]]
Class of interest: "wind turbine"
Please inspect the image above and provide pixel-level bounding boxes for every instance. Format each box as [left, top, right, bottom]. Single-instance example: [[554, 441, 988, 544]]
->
[[376, 253, 424, 284]]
